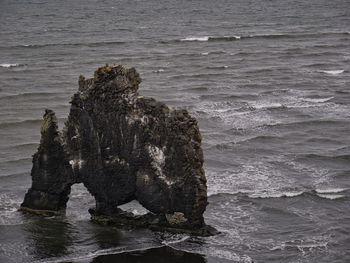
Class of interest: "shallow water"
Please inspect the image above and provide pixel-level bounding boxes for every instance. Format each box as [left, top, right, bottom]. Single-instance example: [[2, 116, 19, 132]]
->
[[1, 0, 350, 262]]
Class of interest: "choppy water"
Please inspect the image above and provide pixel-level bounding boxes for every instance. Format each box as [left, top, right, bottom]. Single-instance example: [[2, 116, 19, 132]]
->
[[1, 0, 350, 262]]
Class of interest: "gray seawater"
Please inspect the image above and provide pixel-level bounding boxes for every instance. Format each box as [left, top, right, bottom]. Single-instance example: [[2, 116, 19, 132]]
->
[[1, 0, 350, 262]]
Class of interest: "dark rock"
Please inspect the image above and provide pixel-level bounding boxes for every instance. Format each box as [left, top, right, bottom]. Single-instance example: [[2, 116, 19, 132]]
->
[[21, 65, 212, 234], [21, 109, 74, 215]]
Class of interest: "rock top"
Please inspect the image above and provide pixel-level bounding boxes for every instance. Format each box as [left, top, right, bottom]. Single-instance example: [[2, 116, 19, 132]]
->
[[21, 65, 213, 234]]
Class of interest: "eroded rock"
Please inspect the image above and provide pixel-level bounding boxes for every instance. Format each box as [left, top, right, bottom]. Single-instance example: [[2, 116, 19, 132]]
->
[[21, 65, 213, 234], [21, 109, 74, 215]]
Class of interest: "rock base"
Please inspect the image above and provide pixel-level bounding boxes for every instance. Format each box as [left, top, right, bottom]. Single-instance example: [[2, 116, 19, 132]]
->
[[19, 206, 65, 217], [89, 208, 218, 236]]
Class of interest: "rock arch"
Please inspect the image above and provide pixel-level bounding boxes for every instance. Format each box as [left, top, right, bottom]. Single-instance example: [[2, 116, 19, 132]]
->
[[21, 65, 212, 235]]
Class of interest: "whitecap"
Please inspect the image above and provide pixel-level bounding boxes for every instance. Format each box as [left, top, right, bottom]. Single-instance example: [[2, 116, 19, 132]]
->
[[0, 63, 20, 68], [302, 97, 333, 103], [180, 36, 209, 42], [316, 194, 344, 200], [152, 69, 165, 73], [251, 102, 284, 110], [221, 35, 241, 40], [315, 188, 347, 194], [249, 191, 304, 199], [321, 70, 344, 75], [201, 52, 209, 56]]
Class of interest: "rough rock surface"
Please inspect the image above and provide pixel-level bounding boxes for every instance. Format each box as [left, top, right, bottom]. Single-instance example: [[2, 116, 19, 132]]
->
[[21, 109, 74, 215], [21, 65, 211, 234]]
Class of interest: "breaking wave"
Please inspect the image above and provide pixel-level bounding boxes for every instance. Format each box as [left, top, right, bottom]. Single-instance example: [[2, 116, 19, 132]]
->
[[180, 35, 241, 42], [0, 63, 23, 68], [178, 32, 350, 43], [320, 70, 344, 75]]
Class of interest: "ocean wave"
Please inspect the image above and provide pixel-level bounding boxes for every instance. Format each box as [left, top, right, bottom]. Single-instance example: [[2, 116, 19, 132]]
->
[[249, 190, 346, 200], [316, 194, 345, 200], [315, 188, 347, 194], [180, 35, 241, 42], [314, 188, 347, 199], [180, 36, 210, 42], [3, 40, 126, 49], [301, 97, 333, 103], [320, 70, 344, 75], [250, 102, 285, 110], [207, 165, 348, 200], [206, 65, 229, 70], [41, 246, 165, 263], [248, 191, 304, 199], [209, 189, 347, 201], [0, 63, 23, 68], [0, 193, 23, 226], [200, 50, 226, 56], [298, 153, 350, 162], [178, 32, 349, 43], [0, 119, 43, 129], [0, 172, 28, 179], [152, 69, 165, 73], [271, 237, 329, 252], [206, 164, 305, 199], [0, 91, 69, 101], [3, 157, 32, 165]]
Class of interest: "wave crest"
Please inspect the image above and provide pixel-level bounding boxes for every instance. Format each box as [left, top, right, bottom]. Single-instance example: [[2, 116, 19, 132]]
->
[[320, 70, 344, 75], [0, 63, 22, 68]]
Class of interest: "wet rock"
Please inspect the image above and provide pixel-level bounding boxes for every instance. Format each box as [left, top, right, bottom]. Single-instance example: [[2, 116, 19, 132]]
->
[[21, 65, 211, 234], [21, 109, 74, 215]]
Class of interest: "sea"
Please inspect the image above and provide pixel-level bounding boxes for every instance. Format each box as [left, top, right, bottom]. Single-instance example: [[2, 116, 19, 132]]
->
[[0, 0, 349, 262]]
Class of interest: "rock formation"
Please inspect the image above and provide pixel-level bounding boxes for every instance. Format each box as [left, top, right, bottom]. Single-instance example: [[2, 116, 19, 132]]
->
[[21, 109, 74, 215], [21, 65, 213, 235]]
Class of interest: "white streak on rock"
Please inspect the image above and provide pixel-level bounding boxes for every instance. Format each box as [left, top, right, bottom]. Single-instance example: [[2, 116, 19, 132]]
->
[[69, 159, 85, 170], [147, 145, 174, 186]]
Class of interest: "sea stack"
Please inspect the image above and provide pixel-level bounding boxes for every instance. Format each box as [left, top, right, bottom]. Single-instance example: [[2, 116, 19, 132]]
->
[[21, 65, 212, 235]]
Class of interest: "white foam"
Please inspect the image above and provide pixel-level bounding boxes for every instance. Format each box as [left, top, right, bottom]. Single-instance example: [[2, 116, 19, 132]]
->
[[0, 63, 20, 68], [248, 191, 304, 199], [321, 70, 344, 75], [206, 161, 301, 199], [302, 97, 333, 103], [161, 235, 189, 245], [43, 246, 164, 263], [194, 100, 280, 129], [217, 35, 241, 40], [201, 52, 209, 55], [316, 194, 344, 200], [153, 69, 165, 73], [181, 36, 209, 42], [206, 247, 253, 262], [275, 237, 330, 254], [315, 188, 347, 194], [251, 102, 283, 110], [0, 193, 24, 226]]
